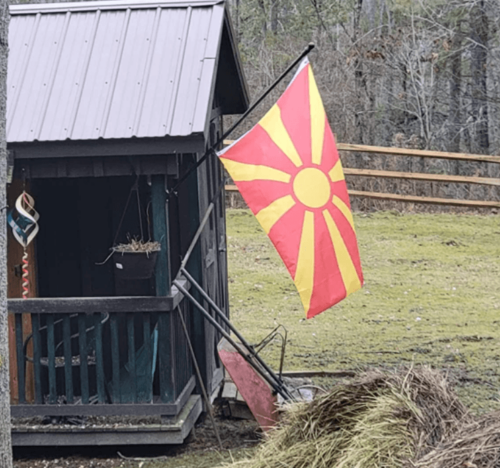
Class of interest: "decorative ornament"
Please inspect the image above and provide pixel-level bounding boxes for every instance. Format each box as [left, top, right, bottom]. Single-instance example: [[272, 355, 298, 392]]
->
[[8, 191, 40, 299]]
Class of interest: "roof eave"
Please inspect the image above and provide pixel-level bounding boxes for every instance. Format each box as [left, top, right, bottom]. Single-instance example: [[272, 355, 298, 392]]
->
[[8, 134, 206, 159], [222, 5, 250, 112]]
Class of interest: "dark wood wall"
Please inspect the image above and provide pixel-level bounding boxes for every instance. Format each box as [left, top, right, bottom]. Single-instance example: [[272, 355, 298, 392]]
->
[[33, 176, 154, 299]]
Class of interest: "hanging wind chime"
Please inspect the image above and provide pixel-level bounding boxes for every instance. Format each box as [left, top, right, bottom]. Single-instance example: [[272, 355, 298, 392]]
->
[[8, 191, 40, 299]]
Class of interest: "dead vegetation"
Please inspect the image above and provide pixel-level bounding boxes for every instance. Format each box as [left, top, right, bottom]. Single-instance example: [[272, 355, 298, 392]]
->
[[113, 239, 161, 254], [223, 367, 500, 468]]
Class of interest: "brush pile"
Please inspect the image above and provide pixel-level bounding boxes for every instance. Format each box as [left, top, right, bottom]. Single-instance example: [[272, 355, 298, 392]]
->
[[226, 367, 499, 468], [416, 411, 500, 468]]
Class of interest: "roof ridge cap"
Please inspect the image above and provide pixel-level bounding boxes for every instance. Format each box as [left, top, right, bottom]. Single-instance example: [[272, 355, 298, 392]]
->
[[10, 0, 224, 15]]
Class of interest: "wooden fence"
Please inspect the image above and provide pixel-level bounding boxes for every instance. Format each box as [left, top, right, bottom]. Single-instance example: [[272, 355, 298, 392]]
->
[[223, 141, 500, 209]]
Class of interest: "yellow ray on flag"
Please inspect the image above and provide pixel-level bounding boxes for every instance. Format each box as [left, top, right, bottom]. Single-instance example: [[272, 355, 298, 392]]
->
[[332, 195, 355, 231], [256, 195, 295, 234], [220, 158, 291, 183], [323, 209, 361, 297], [294, 210, 315, 313], [309, 66, 325, 165], [259, 105, 303, 168], [328, 160, 344, 182]]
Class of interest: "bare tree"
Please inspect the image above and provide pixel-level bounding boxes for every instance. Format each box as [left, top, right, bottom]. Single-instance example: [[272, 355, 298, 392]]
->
[[0, 0, 10, 465], [469, 0, 490, 153]]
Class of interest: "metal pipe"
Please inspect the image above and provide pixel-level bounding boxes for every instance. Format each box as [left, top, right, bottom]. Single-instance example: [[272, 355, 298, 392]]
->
[[217, 42, 315, 146], [179, 267, 287, 391], [179, 177, 225, 270], [180, 203, 213, 270], [173, 280, 293, 401], [176, 306, 223, 450]]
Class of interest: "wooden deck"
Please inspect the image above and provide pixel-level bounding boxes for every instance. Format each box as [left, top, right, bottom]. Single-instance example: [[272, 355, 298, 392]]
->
[[11, 395, 202, 446]]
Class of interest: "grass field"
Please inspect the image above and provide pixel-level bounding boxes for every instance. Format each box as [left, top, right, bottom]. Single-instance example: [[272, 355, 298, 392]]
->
[[145, 209, 500, 468], [226, 209, 500, 414]]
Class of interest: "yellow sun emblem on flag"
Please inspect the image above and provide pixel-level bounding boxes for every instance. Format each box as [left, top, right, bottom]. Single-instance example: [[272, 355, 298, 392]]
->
[[219, 61, 363, 318]]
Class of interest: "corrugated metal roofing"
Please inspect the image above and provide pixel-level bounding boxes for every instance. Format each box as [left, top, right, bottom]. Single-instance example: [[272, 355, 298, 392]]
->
[[8, 0, 235, 143]]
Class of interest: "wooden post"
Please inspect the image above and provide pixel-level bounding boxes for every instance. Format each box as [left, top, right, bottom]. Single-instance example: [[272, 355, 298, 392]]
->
[[151, 175, 174, 403], [181, 156, 208, 392], [151, 175, 170, 295]]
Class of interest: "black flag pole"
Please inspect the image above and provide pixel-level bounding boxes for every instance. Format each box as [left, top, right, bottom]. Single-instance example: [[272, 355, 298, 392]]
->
[[171, 44, 317, 402], [167, 43, 315, 198]]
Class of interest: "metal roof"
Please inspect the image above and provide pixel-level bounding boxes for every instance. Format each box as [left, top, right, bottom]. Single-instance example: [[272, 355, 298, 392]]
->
[[8, 0, 248, 145]]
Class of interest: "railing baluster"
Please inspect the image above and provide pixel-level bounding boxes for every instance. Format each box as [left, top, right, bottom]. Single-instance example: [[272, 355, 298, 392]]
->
[[62, 315, 74, 403], [46, 315, 57, 404], [143, 313, 152, 402], [78, 313, 89, 404], [127, 315, 136, 403], [94, 314, 105, 403], [31, 314, 43, 404], [158, 313, 174, 403], [15, 314, 26, 404], [110, 314, 120, 403]]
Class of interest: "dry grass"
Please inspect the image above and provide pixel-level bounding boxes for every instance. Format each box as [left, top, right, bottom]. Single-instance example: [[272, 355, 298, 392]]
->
[[224, 367, 470, 468], [416, 411, 500, 468], [113, 239, 161, 253]]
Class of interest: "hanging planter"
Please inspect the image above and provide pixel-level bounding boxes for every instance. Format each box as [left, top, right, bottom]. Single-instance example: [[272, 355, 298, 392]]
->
[[112, 239, 161, 280], [96, 176, 161, 280]]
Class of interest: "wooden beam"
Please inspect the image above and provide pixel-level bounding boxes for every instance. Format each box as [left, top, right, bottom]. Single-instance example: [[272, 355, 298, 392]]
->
[[223, 140, 500, 163], [151, 174, 174, 404], [151, 175, 171, 296], [7, 294, 185, 314], [348, 190, 500, 208], [225, 185, 500, 208], [343, 168, 500, 186], [337, 143, 500, 164]]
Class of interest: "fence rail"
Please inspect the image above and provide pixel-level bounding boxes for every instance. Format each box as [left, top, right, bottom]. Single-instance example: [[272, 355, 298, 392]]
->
[[223, 141, 500, 208]]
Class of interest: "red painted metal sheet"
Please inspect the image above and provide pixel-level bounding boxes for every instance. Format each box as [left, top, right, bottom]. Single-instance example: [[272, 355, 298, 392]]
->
[[218, 338, 278, 431]]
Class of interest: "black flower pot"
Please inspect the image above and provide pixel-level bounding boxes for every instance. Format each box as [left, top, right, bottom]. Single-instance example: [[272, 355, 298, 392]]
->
[[112, 250, 159, 280]]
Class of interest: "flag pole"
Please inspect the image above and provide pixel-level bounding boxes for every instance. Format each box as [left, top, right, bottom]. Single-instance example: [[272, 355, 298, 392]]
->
[[171, 44, 317, 402], [217, 42, 316, 148], [167, 43, 315, 198]]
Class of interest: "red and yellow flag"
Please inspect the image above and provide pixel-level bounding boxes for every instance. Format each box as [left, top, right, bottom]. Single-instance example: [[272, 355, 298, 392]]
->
[[219, 59, 363, 318]]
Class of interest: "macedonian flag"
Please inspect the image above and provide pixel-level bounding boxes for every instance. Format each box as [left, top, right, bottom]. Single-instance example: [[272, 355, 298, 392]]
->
[[219, 59, 363, 319]]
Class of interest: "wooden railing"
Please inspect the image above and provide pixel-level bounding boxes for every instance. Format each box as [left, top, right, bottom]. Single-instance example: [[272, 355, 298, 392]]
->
[[9, 280, 194, 418], [223, 141, 500, 209]]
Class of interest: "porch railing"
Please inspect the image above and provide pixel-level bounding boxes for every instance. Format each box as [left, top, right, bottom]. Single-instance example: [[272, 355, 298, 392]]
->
[[8, 280, 194, 418]]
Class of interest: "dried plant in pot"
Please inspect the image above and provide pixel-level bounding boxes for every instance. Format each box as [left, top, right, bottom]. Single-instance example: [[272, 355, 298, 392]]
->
[[112, 238, 161, 280]]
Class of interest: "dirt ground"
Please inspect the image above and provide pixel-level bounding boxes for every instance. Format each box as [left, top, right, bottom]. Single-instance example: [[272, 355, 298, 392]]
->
[[13, 409, 261, 468]]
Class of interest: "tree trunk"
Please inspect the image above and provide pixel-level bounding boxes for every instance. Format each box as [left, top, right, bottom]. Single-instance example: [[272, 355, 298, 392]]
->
[[470, 0, 489, 153], [257, 0, 267, 37], [234, 0, 241, 41], [0, 0, 11, 464], [270, 0, 279, 34], [448, 30, 462, 154], [353, 0, 366, 145]]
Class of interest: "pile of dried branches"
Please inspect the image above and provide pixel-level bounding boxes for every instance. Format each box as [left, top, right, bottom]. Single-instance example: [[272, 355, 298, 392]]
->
[[226, 367, 470, 468], [415, 411, 500, 468]]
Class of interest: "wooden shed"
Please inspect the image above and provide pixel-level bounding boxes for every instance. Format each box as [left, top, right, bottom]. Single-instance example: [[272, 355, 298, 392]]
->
[[6, 0, 249, 446]]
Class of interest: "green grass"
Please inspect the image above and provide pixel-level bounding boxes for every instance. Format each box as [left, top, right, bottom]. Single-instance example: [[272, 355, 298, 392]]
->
[[139, 209, 499, 468], [226, 209, 500, 414]]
